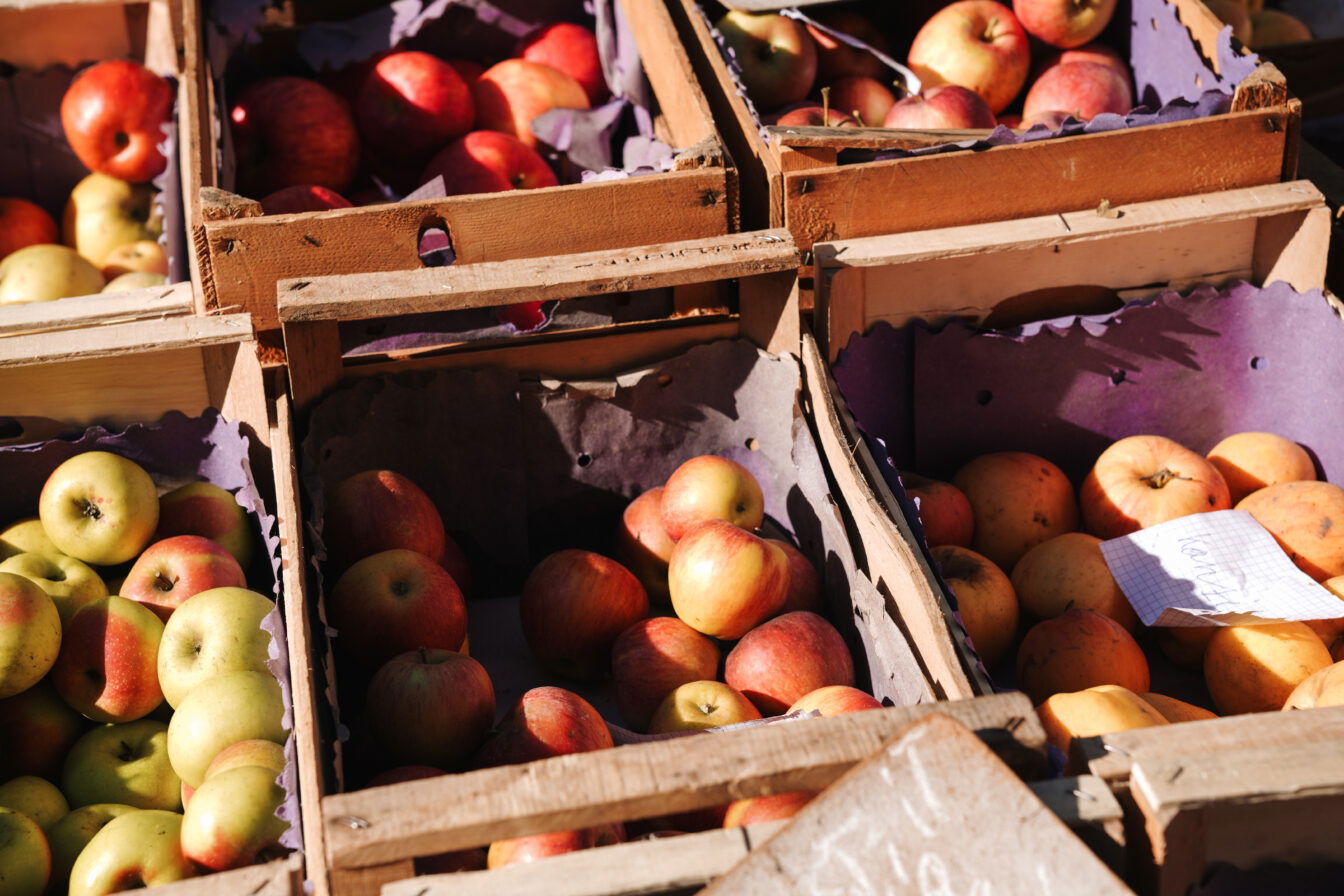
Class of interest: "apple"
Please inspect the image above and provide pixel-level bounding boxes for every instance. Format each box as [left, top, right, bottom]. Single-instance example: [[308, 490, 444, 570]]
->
[[61, 60, 172, 183], [154, 481, 254, 569], [824, 76, 896, 129], [62, 720, 180, 810], [648, 680, 762, 733], [1032, 42, 1130, 84], [39, 451, 159, 566], [1250, 9, 1312, 47], [1080, 435, 1231, 539], [807, 10, 891, 82], [716, 11, 817, 112], [933, 543, 1021, 668], [447, 59, 486, 83], [0, 573, 61, 699], [0, 552, 107, 625], [907, 1, 1031, 114], [157, 586, 274, 709], [768, 104, 857, 128], [121, 535, 248, 622], [323, 469, 445, 571], [366, 648, 495, 768], [770, 539, 824, 615], [1011, 532, 1135, 630], [1206, 431, 1317, 505], [356, 51, 475, 168], [1020, 109, 1074, 130], [521, 550, 649, 680], [418, 130, 560, 197], [723, 790, 816, 828], [99, 240, 168, 280], [883, 85, 997, 129], [667, 520, 789, 640], [0, 682, 86, 779], [1204, 0, 1253, 44], [166, 670, 286, 788], [47, 803, 137, 891], [901, 472, 974, 549], [62, 173, 162, 270], [181, 765, 287, 871], [725, 611, 855, 715], [68, 810, 197, 893], [1022, 61, 1132, 121], [612, 616, 720, 731], [952, 451, 1079, 571], [102, 271, 167, 292], [518, 23, 608, 106], [1013, 0, 1117, 49], [0, 775, 68, 833], [0, 519, 58, 560], [201, 739, 286, 783], [788, 685, 882, 716], [438, 536, 471, 598], [1016, 608, 1149, 704], [0, 807, 49, 896], [473, 687, 612, 769], [51, 596, 163, 724], [487, 824, 622, 869], [1237, 482, 1344, 582], [0, 244, 104, 305], [329, 549, 466, 668], [472, 59, 590, 150], [230, 76, 360, 198], [614, 487, 677, 603], [660, 456, 765, 541], [0, 198, 59, 262], [257, 185, 353, 216]]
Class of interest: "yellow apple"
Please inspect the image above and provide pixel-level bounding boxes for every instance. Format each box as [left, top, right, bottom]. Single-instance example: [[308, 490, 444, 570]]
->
[[0, 244, 103, 305], [102, 271, 168, 293], [62, 173, 162, 268], [648, 680, 761, 733], [99, 240, 168, 279]]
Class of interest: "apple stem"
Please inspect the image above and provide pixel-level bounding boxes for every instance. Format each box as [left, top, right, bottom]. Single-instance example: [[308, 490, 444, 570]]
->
[[418, 646, 428, 664], [853, 111, 867, 127], [820, 87, 831, 125], [984, 18, 998, 41], [1141, 468, 1192, 489]]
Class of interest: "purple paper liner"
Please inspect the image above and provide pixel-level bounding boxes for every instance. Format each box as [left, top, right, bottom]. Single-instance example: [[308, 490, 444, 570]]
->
[[297, 339, 930, 791], [0, 411, 301, 853], [832, 281, 1344, 693]]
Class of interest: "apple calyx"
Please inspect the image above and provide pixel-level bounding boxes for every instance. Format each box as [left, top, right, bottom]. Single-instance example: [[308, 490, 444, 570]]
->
[[1141, 468, 1192, 490], [117, 740, 137, 762], [82, 499, 103, 521]]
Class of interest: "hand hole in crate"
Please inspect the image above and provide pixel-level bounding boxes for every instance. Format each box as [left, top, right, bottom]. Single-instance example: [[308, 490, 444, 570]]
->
[[418, 217, 455, 268]]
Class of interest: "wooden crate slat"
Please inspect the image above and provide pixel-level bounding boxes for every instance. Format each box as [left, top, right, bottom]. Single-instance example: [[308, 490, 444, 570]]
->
[[0, 282, 194, 337]]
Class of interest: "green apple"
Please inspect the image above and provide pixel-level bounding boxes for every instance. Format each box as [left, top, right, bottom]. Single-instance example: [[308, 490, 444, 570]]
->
[[0, 682, 87, 780], [167, 670, 286, 788], [158, 587, 274, 708], [0, 806, 49, 896], [0, 776, 68, 833], [155, 482, 255, 569], [62, 173, 162, 269], [0, 244, 104, 306], [68, 810, 195, 894], [47, 803, 136, 892], [0, 552, 107, 625], [181, 765, 288, 871], [0, 519, 58, 561], [38, 452, 159, 566], [52, 596, 164, 723], [62, 721, 181, 811], [0, 572, 61, 699]]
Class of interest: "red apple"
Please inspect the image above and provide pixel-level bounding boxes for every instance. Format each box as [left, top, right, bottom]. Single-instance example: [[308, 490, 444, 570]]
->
[[824, 76, 897, 129], [259, 185, 352, 215], [180, 765, 287, 871], [660, 456, 765, 541], [1032, 42, 1131, 84], [229, 76, 360, 198], [446, 59, 486, 84], [1023, 61, 1132, 121], [520, 550, 648, 680], [323, 469, 445, 571], [1021, 109, 1074, 129], [472, 59, 589, 150], [487, 824, 623, 869], [1013, 0, 1118, 48], [667, 520, 789, 640], [725, 611, 855, 715], [883, 85, 997, 129], [418, 130, 559, 197], [0, 681, 87, 779], [473, 687, 613, 769], [356, 51, 475, 167], [611, 617, 720, 731], [907, 1, 1031, 114], [770, 539, 823, 615], [155, 481, 254, 570], [329, 549, 466, 668], [517, 23, 608, 107], [0, 199, 59, 263], [1080, 435, 1231, 539], [768, 104, 857, 128], [723, 790, 816, 828], [366, 648, 495, 767], [788, 685, 882, 716], [807, 10, 891, 82], [61, 60, 173, 183], [615, 488, 677, 603], [716, 11, 818, 112], [901, 472, 974, 549], [52, 596, 165, 723], [121, 535, 248, 622]]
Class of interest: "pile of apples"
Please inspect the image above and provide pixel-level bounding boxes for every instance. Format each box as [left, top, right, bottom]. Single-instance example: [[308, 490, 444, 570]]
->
[[227, 21, 607, 216], [323, 457, 882, 871], [0, 61, 174, 306], [905, 430, 1344, 754], [0, 451, 287, 895], [718, 0, 1135, 132], [1205, 0, 1313, 48]]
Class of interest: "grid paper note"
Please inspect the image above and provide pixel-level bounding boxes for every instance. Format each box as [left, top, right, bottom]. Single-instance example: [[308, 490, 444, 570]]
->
[[1099, 510, 1344, 627]]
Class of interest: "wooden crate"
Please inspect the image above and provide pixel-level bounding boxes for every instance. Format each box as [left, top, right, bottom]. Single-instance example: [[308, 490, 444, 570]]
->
[[184, 0, 736, 343], [0, 315, 308, 896], [668, 0, 1300, 256], [0, 0, 201, 328]]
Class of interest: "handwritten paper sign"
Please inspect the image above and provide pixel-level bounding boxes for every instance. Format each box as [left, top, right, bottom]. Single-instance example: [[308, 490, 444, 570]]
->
[[1100, 510, 1344, 627]]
